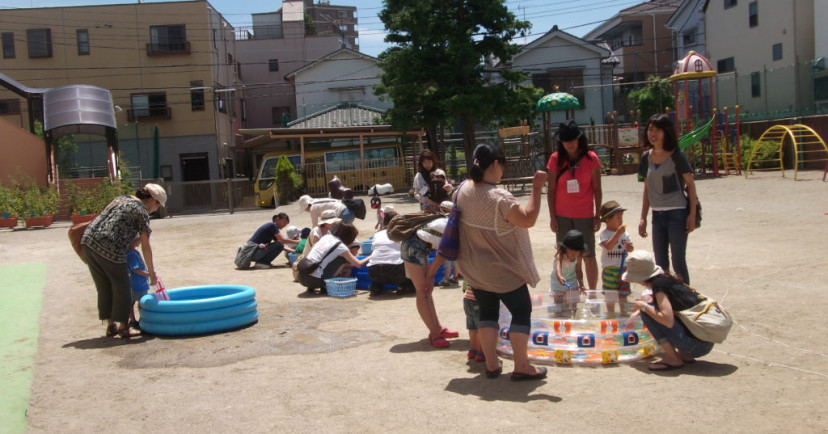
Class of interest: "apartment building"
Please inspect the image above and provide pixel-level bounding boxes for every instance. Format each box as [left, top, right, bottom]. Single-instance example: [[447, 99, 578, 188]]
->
[[234, 0, 357, 129], [666, 0, 706, 60], [0, 0, 241, 182], [584, 0, 682, 83], [704, 0, 816, 116]]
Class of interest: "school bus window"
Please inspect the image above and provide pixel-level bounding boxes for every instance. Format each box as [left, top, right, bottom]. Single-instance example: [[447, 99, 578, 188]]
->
[[325, 150, 361, 172], [364, 147, 399, 166]]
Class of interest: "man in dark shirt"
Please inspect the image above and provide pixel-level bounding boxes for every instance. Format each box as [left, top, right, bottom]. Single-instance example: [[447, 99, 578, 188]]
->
[[249, 213, 297, 268]]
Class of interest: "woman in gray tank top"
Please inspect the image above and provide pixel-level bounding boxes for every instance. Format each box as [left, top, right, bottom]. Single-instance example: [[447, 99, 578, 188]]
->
[[636, 114, 698, 283]]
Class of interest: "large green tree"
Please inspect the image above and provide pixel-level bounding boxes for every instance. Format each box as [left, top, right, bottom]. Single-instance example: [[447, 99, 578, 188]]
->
[[375, 0, 537, 166]]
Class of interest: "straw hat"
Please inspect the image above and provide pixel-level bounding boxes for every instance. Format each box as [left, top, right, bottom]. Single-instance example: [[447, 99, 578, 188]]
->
[[621, 251, 664, 282]]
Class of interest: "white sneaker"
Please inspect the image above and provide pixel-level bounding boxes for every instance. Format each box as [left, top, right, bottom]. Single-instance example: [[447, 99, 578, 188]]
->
[[252, 263, 271, 269]]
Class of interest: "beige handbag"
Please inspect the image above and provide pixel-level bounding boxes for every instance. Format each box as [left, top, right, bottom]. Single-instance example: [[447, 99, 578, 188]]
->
[[676, 292, 733, 344]]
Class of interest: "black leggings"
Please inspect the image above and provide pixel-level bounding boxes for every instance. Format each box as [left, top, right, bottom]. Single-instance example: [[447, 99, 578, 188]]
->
[[472, 284, 532, 334]]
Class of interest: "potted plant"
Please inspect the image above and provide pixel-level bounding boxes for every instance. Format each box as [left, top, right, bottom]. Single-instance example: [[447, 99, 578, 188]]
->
[[20, 181, 59, 228], [68, 182, 102, 225], [0, 184, 21, 228]]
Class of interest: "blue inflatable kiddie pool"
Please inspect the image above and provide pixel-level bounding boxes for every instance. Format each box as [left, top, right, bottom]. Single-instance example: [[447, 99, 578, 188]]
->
[[139, 285, 258, 336]]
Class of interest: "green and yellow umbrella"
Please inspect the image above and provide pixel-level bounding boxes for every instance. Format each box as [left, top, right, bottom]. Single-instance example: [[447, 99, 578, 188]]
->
[[536, 92, 580, 111]]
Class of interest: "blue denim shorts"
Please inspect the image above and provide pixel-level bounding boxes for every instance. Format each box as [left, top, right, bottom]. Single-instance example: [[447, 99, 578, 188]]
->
[[400, 236, 429, 267], [464, 297, 481, 331]]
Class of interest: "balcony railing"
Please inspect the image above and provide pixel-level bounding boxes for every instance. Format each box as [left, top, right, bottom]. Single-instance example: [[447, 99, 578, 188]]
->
[[127, 107, 172, 122], [146, 41, 191, 55]]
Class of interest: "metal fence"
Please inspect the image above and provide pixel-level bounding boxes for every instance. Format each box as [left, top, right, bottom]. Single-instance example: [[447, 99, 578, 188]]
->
[[157, 178, 258, 215]]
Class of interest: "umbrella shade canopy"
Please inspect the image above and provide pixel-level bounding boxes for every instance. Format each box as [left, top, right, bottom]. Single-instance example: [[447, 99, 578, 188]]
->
[[536, 92, 580, 111]]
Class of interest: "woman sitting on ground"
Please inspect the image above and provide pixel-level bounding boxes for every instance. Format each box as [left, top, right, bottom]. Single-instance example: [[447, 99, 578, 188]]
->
[[623, 250, 713, 371], [296, 223, 370, 294]]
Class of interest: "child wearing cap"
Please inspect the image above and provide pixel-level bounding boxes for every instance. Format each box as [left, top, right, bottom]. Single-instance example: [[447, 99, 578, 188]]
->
[[549, 229, 588, 317], [598, 200, 634, 315]]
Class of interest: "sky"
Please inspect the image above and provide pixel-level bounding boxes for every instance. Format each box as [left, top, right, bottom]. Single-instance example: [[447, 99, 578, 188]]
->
[[1, 0, 643, 57]]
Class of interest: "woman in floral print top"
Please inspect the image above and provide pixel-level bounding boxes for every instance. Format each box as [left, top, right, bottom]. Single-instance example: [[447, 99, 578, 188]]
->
[[81, 183, 166, 338]]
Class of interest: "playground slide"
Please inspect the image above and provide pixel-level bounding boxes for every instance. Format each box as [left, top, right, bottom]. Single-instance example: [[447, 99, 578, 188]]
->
[[678, 117, 714, 151]]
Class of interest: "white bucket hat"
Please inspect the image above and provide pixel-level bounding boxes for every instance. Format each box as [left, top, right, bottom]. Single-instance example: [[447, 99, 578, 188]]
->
[[144, 183, 167, 207], [298, 195, 313, 212], [622, 251, 664, 282], [285, 225, 300, 239], [319, 209, 341, 226]]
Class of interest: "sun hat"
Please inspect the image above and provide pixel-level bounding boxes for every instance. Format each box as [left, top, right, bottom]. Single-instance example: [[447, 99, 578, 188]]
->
[[319, 209, 341, 226], [144, 183, 167, 207], [622, 251, 664, 282], [298, 195, 313, 212], [285, 225, 300, 239], [382, 205, 395, 215], [559, 229, 587, 252], [556, 120, 583, 142], [600, 200, 626, 221]]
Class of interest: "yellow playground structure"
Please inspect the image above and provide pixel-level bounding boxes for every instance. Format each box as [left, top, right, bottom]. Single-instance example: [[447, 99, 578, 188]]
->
[[745, 124, 828, 180]]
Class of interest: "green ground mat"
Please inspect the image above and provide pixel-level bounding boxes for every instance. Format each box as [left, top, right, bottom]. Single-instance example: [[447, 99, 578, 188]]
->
[[0, 263, 46, 434]]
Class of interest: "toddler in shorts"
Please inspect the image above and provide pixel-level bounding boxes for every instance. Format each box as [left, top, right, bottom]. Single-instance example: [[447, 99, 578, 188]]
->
[[598, 200, 634, 315], [127, 237, 150, 328], [463, 280, 484, 362]]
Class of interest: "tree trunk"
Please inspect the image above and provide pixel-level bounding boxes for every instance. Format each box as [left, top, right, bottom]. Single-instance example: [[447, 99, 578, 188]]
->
[[460, 115, 476, 177], [424, 125, 438, 152]]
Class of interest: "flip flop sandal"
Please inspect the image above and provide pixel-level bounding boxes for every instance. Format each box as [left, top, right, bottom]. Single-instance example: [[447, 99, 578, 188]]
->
[[511, 367, 548, 382], [485, 362, 502, 379], [105, 323, 118, 337]]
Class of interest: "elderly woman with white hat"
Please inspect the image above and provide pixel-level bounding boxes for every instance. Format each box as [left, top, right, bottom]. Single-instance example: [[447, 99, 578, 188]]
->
[[299, 195, 354, 227], [623, 250, 713, 371], [81, 183, 166, 339]]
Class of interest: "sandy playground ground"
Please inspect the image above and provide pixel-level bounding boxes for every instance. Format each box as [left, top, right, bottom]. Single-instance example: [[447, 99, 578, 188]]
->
[[1, 170, 827, 433]]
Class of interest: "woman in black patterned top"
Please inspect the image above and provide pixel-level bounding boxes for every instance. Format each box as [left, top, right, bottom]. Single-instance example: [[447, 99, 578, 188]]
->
[[81, 183, 166, 338]]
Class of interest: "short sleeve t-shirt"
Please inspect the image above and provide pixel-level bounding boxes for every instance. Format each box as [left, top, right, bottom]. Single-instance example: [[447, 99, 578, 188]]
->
[[638, 150, 692, 210], [249, 222, 280, 245], [455, 183, 539, 293], [367, 230, 403, 266], [546, 151, 601, 218], [126, 249, 149, 294], [306, 234, 348, 278], [651, 275, 703, 311], [599, 228, 632, 269], [81, 196, 151, 263]]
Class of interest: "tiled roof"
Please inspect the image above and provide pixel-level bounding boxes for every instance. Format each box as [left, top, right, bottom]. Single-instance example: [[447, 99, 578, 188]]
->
[[621, 0, 682, 14], [287, 104, 385, 128]]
